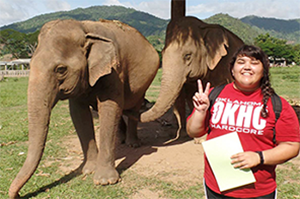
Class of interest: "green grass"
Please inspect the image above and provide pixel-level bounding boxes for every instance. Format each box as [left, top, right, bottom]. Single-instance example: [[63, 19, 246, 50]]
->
[[0, 66, 299, 198], [270, 66, 300, 103], [145, 68, 162, 102]]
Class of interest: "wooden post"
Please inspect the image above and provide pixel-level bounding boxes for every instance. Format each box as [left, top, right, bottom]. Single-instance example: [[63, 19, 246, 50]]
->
[[171, 0, 185, 20]]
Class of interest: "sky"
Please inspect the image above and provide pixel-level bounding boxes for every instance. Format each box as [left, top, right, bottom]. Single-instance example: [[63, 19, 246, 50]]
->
[[0, 0, 300, 27]]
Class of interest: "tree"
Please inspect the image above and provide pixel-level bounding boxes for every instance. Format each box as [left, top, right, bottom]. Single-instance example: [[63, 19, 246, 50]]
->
[[0, 29, 39, 59], [292, 44, 300, 65], [254, 33, 298, 65]]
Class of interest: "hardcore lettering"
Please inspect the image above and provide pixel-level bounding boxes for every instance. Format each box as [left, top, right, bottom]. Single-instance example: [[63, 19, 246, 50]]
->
[[211, 99, 266, 135]]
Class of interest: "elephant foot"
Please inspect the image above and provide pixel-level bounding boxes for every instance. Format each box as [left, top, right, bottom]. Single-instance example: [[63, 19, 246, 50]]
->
[[8, 190, 20, 199], [93, 166, 120, 185], [81, 160, 97, 175], [125, 137, 141, 148]]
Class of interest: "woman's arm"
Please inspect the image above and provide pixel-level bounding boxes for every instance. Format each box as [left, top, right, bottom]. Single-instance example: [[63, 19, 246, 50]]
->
[[231, 141, 300, 169], [187, 109, 208, 138], [186, 80, 210, 138], [263, 141, 300, 165]]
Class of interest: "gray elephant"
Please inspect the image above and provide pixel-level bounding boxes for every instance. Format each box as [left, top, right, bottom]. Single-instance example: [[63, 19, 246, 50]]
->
[[140, 16, 244, 138], [9, 19, 160, 198]]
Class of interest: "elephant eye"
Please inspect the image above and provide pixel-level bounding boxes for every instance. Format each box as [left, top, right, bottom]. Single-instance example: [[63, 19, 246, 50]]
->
[[55, 65, 68, 75], [184, 53, 192, 61]]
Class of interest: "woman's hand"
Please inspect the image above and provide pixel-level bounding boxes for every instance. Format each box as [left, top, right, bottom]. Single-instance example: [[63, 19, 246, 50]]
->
[[231, 142, 300, 169], [192, 80, 210, 112], [186, 80, 211, 138], [231, 152, 260, 169]]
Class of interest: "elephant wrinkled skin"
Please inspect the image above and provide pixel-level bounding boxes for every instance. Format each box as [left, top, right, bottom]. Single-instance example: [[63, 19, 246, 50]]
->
[[140, 16, 244, 137], [9, 19, 159, 198]]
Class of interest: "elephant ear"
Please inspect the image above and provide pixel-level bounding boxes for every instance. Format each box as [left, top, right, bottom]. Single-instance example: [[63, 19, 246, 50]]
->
[[201, 25, 229, 70], [84, 33, 120, 87]]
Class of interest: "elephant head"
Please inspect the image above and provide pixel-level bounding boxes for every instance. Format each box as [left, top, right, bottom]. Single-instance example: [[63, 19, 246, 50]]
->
[[9, 19, 120, 198], [140, 17, 243, 123]]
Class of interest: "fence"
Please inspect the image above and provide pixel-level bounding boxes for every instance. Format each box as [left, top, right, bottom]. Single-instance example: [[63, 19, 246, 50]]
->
[[0, 59, 30, 77], [0, 70, 30, 77]]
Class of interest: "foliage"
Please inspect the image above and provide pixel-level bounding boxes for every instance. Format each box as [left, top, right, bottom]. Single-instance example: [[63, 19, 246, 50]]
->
[[254, 33, 300, 64], [0, 6, 299, 53], [241, 16, 300, 44], [0, 6, 299, 61], [0, 29, 38, 59], [0, 5, 167, 56], [0, 6, 168, 38], [204, 14, 261, 44], [241, 16, 299, 33]]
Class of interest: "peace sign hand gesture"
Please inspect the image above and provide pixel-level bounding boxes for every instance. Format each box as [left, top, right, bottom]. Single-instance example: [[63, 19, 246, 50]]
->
[[192, 80, 211, 112]]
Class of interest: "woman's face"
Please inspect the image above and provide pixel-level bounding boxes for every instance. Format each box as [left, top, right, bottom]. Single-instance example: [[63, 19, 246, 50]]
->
[[232, 55, 264, 92]]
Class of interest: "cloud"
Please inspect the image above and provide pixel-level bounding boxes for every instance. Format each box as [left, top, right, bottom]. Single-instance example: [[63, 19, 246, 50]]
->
[[45, 0, 71, 12], [103, 0, 125, 6], [103, 0, 170, 19], [0, 0, 72, 26], [0, 0, 32, 25], [188, 0, 300, 19], [135, 0, 170, 19]]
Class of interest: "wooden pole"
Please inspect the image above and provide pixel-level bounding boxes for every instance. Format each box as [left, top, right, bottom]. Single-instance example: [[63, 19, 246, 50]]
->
[[171, 0, 186, 20]]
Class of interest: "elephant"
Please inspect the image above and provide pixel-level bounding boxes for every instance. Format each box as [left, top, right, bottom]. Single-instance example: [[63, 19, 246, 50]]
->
[[140, 16, 244, 139], [9, 19, 160, 198]]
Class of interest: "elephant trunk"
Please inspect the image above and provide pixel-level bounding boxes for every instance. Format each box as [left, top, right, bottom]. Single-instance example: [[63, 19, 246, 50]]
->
[[140, 68, 185, 123], [9, 74, 58, 199]]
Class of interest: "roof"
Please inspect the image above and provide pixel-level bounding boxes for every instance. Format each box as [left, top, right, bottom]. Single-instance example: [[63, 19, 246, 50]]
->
[[0, 59, 31, 66]]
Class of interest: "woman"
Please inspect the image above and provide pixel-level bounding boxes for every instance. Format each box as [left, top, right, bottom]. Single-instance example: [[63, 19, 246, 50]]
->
[[187, 45, 300, 199]]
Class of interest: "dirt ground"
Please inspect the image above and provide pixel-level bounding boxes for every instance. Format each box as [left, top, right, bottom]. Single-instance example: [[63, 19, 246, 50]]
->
[[59, 106, 300, 199]]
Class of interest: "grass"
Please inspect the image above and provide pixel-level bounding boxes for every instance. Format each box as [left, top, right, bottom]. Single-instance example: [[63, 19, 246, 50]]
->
[[145, 68, 162, 102], [0, 66, 300, 198], [270, 66, 300, 103]]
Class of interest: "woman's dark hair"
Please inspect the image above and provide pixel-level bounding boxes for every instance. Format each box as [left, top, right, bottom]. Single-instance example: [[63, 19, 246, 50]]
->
[[229, 45, 274, 118]]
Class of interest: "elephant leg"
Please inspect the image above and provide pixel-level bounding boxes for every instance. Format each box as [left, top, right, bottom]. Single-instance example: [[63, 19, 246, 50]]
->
[[94, 98, 121, 185], [125, 98, 143, 147], [174, 88, 188, 138], [126, 117, 141, 148], [117, 116, 127, 144], [69, 98, 98, 174]]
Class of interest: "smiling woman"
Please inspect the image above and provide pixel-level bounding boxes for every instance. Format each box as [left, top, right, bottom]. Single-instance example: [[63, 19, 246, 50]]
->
[[187, 45, 300, 199], [231, 56, 264, 92]]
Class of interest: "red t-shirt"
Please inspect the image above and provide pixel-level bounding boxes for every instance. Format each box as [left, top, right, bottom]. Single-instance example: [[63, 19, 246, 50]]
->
[[188, 83, 300, 198]]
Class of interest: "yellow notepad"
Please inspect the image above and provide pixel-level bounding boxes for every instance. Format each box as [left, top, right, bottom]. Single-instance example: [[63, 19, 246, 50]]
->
[[202, 132, 256, 192]]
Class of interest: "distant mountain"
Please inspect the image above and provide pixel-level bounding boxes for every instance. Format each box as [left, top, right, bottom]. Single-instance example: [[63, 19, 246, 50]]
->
[[241, 16, 299, 34], [0, 6, 168, 38], [240, 16, 300, 44], [1, 5, 299, 45], [203, 14, 262, 44]]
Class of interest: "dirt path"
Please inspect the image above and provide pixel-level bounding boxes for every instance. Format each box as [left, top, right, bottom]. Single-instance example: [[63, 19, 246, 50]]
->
[[59, 106, 300, 198]]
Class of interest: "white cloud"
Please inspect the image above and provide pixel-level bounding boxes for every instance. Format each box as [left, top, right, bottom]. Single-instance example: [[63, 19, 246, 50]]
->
[[45, 0, 71, 11], [135, 0, 170, 19], [0, 0, 72, 26], [0, 0, 32, 25], [103, 0, 170, 19], [188, 0, 300, 19], [103, 0, 125, 6]]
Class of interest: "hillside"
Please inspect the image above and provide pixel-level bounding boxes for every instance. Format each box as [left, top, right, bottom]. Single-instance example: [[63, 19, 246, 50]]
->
[[0, 6, 168, 38], [241, 16, 300, 44], [203, 14, 262, 44], [0, 5, 299, 45]]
